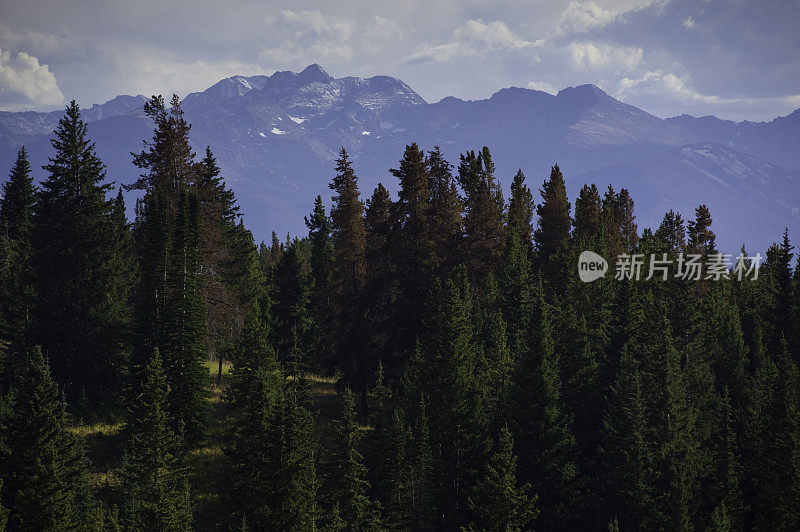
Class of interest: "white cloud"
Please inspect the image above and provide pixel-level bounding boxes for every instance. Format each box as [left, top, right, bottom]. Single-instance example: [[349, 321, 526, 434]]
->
[[613, 69, 800, 119], [557, 0, 668, 34], [453, 20, 543, 50], [616, 70, 722, 103], [0, 48, 64, 109], [259, 11, 404, 66], [278, 10, 356, 41], [682, 16, 696, 29], [405, 19, 542, 64], [105, 45, 266, 100], [526, 80, 560, 94], [569, 41, 643, 72]]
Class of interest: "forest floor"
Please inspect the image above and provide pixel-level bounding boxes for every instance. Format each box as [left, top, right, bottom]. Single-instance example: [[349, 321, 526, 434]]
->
[[74, 360, 343, 531]]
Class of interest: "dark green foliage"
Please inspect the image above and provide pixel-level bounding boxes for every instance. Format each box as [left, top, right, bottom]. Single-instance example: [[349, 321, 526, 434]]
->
[[573, 183, 602, 244], [499, 230, 532, 360], [506, 169, 534, 253], [600, 344, 656, 529], [121, 349, 192, 531], [328, 149, 367, 389], [421, 267, 488, 528], [390, 143, 437, 356], [427, 147, 464, 276], [1, 347, 96, 530], [305, 195, 333, 361], [363, 184, 399, 377], [195, 147, 240, 378], [458, 148, 506, 281], [332, 388, 380, 528], [226, 358, 319, 530], [33, 101, 130, 403], [0, 147, 36, 376], [512, 290, 582, 529], [466, 426, 537, 531], [272, 238, 313, 364], [163, 188, 209, 445], [534, 164, 571, 269], [5, 118, 800, 532]]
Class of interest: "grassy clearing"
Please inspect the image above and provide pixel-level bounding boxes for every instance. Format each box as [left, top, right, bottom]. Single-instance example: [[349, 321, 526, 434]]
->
[[71, 360, 348, 530]]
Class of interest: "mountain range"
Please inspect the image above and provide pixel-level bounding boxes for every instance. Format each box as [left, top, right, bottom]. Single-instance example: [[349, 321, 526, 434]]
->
[[1, 63, 798, 253]]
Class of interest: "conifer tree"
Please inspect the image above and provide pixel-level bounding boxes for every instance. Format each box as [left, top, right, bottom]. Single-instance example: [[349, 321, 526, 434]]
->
[[332, 388, 380, 528], [390, 143, 437, 353], [0, 147, 36, 369], [131, 188, 171, 387], [422, 268, 488, 528], [514, 290, 582, 529], [601, 185, 622, 258], [363, 184, 399, 377], [499, 230, 532, 360], [129, 95, 200, 393], [458, 148, 506, 280], [1, 347, 96, 530], [305, 195, 333, 347], [427, 147, 464, 276], [573, 183, 602, 244], [272, 238, 313, 363], [687, 205, 717, 256], [194, 147, 239, 379], [756, 341, 800, 529], [708, 387, 746, 530], [328, 149, 367, 389], [600, 344, 656, 529], [121, 349, 192, 531], [466, 427, 537, 531], [533, 165, 571, 270], [130, 95, 196, 198], [506, 169, 534, 255], [227, 357, 318, 530], [616, 189, 638, 253], [33, 101, 128, 403], [655, 210, 686, 254], [163, 188, 209, 445]]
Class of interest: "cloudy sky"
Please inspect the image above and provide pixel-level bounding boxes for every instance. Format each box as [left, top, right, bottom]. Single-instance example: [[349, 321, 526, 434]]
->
[[1, 0, 798, 121]]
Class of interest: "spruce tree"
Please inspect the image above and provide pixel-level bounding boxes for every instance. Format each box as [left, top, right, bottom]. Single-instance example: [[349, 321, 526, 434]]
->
[[194, 147, 239, 381], [363, 184, 399, 377], [466, 426, 537, 531], [2, 347, 96, 530], [599, 344, 656, 529], [305, 194, 333, 353], [533, 165, 571, 271], [0, 147, 36, 372], [499, 230, 532, 361], [427, 147, 464, 276], [573, 183, 602, 244], [457, 148, 506, 281], [163, 188, 209, 445], [33, 100, 128, 403], [390, 143, 437, 354], [422, 268, 488, 528], [514, 290, 582, 529], [506, 169, 534, 254], [687, 205, 717, 257], [271, 238, 313, 364], [121, 349, 192, 531], [616, 189, 638, 253], [332, 388, 380, 528], [328, 149, 367, 389]]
